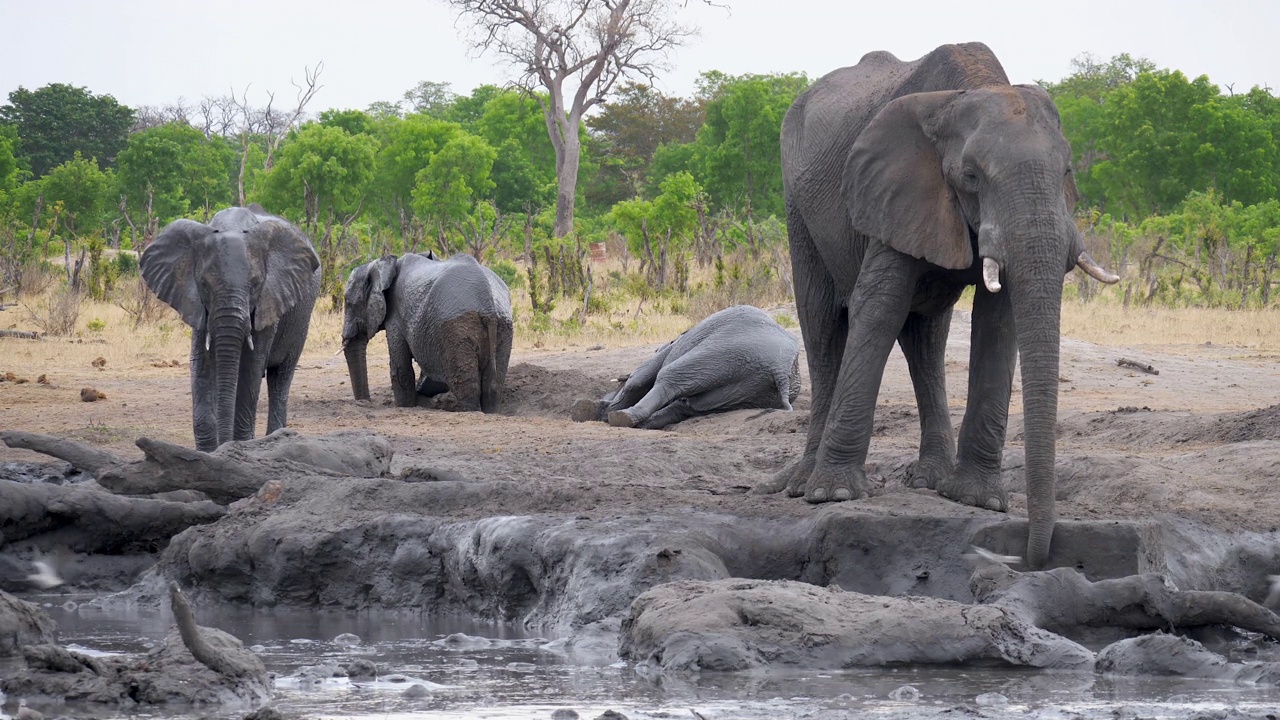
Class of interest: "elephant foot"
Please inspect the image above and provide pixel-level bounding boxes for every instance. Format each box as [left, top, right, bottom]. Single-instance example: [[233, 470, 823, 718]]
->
[[752, 454, 814, 496], [937, 463, 1008, 512], [804, 462, 871, 504], [607, 409, 638, 428], [570, 398, 606, 423], [905, 452, 954, 490]]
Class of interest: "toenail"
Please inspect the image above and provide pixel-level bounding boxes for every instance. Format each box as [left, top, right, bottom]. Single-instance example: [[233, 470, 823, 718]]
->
[[812, 488, 827, 501], [833, 488, 851, 501]]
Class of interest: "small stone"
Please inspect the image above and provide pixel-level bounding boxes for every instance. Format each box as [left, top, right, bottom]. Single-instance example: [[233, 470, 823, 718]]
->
[[80, 387, 105, 402], [594, 712, 628, 720], [551, 710, 580, 720], [382, 673, 410, 683], [975, 692, 1008, 706], [402, 683, 430, 699], [37, 374, 48, 384], [888, 685, 920, 701], [333, 632, 361, 647], [91, 356, 106, 368], [243, 708, 284, 720]]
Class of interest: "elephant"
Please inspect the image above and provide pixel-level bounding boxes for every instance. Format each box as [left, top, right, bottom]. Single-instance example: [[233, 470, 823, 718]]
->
[[342, 252, 513, 412], [755, 43, 1118, 568], [571, 305, 801, 430], [142, 205, 321, 452]]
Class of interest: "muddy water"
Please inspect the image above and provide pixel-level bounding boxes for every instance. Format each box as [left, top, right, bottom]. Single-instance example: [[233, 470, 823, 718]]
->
[[13, 598, 1280, 720]]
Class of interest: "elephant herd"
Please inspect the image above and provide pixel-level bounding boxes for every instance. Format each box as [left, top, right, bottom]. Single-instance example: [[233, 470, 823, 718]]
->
[[142, 42, 1119, 565]]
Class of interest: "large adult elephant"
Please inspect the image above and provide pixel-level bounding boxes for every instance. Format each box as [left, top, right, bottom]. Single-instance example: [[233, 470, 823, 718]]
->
[[342, 252, 513, 412], [756, 43, 1118, 567], [142, 205, 321, 451]]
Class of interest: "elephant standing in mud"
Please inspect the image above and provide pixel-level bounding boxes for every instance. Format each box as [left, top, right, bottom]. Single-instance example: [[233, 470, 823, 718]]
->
[[755, 43, 1118, 567], [572, 305, 801, 430], [142, 206, 321, 451], [342, 253, 513, 412]]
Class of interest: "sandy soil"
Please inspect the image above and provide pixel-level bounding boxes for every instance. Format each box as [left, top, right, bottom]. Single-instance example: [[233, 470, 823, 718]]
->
[[3, 308, 1280, 533]]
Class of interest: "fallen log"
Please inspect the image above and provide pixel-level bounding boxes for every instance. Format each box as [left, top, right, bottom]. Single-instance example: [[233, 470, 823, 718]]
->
[[0, 329, 39, 340], [0, 480, 225, 552], [971, 563, 1280, 641], [1116, 357, 1159, 375], [2, 429, 394, 505]]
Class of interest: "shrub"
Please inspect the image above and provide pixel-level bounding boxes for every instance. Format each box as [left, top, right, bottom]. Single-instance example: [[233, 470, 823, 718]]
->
[[86, 317, 106, 332], [23, 285, 83, 336], [490, 259, 524, 289]]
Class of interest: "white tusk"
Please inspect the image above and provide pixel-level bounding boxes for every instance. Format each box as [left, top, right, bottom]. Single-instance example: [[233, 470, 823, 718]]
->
[[963, 545, 1022, 567], [982, 257, 1002, 293], [247, 334, 254, 351], [204, 331, 210, 352], [1077, 251, 1120, 284]]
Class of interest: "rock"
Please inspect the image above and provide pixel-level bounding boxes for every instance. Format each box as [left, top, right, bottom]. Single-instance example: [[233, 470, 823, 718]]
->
[[91, 357, 106, 368], [974, 692, 1008, 706], [79, 387, 105, 402], [621, 579, 1094, 673], [243, 707, 284, 720], [551, 710, 580, 720], [889, 685, 920, 701], [594, 711, 628, 720], [0, 590, 57, 657], [1096, 633, 1280, 683], [402, 683, 430, 699], [345, 658, 377, 680], [333, 632, 361, 646]]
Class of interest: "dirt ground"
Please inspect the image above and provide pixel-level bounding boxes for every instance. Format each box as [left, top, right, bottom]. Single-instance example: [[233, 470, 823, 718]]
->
[[3, 305, 1280, 534]]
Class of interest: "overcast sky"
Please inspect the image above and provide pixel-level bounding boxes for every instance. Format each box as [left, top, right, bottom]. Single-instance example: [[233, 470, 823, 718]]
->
[[1, 0, 1275, 113]]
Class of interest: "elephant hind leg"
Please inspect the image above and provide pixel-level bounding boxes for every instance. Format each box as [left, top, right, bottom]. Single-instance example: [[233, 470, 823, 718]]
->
[[265, 362, 298, 434], [897, 309, 957, 489], [438, 314, 483, 412]]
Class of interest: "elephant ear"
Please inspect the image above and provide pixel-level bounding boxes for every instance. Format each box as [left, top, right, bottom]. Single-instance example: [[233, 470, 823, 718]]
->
[[843, 90, 972, 270], [250, 219, 320, 331], [363, 255, 398, 332], [141, 219, 213, 328]]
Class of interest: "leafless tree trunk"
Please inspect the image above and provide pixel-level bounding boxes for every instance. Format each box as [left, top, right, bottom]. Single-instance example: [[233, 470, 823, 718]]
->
[[444, 0, 700, 238]]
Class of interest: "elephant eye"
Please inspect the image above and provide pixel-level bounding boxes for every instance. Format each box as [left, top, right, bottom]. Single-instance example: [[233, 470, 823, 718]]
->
[[961, 170, 980, 189]]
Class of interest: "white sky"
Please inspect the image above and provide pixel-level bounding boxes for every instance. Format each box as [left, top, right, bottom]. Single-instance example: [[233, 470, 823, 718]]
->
[[1, 0, 1275, 113]]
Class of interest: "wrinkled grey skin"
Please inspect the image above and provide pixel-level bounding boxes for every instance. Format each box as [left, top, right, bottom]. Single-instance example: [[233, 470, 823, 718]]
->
[[343, 252, 513, 412], [576, 305, 800, 430], [757, 43, 1117, 568], [142, 205, 320, 452]]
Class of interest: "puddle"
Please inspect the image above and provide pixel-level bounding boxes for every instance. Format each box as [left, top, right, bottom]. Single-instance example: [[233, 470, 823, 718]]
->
[[4, 598, 1279, 719]]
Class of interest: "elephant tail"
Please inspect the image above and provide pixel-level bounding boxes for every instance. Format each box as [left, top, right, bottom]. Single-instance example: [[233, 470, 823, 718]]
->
[[775, 352, 801, 412], [479, 314, 500, 413]]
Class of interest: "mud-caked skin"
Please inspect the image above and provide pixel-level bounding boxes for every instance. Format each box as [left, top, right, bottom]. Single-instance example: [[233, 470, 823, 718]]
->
[[573, 305, 801, 430], [758, 43, 1118, 567], [343, 252, 513, 412], [142, 205, 321, 452]]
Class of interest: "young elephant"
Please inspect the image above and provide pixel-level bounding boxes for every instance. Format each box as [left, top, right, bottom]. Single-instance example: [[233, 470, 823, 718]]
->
[[573, 305, 801, 430], [142, 206, 321, 451], [342, 253, 513, 412]]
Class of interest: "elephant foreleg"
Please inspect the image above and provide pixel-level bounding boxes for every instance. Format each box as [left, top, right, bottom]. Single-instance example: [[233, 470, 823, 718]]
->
[[756, 207, 849, 497], [233, 348, 265, 442], [265, 362, 297, 434], [605, 343, 674, 415], [938, 285, 1016, 512], [190, 333, 218, 452], [387, 328, 418, 408], [805, 247, 917, 503], [898, 309, 956, 490]]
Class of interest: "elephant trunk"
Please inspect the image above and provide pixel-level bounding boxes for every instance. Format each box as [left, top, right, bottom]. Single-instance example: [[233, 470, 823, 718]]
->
[[1006, 220, 1070, 570], [344, 338, 371, 401], [210, 304, 248, 448]]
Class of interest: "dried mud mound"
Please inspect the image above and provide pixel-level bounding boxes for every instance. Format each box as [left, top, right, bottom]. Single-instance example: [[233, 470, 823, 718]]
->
[[1190, 403, 1280, 444], [501, 362, 618, 418]]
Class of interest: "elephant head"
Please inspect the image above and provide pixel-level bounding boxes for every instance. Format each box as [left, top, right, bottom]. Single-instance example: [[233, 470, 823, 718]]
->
[[141, 211, 319, 448], [843, 85, 1118, 567], [341, 256, 399, 401]]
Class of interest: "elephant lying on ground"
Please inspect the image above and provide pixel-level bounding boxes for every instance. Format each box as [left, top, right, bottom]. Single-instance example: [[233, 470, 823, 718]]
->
[[572, 305, 800, 429], [343, 253, 513, 412], [755, 43, 1118, 567], [142, 206, 321, 451]]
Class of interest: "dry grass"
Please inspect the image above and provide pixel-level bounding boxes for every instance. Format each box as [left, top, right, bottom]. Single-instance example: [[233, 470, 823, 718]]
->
[[1060, 301, 1280, 352]]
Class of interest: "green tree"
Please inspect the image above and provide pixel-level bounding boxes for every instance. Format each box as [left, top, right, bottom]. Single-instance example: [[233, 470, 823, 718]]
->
[[585, 82, 704, 208], [0, 124, 22, 199], [115, 123, 236, 235], [41, 151, 112, 239], [412, 134, 497, 231], [685, 72, 807, 218], [319, 109, 377, 136], [0, 83, 134, 177], [370, 115, 464, 246], [403, 80, 457, 118]]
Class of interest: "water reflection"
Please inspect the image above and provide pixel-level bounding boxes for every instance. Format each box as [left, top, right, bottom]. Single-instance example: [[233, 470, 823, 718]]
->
[[9, 599, 1280, 720]]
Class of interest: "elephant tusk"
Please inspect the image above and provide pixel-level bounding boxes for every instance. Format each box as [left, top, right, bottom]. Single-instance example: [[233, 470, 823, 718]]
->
[[1077, 251, 1120, 284], [982, 257, 1002, 293], [204, 331, 210, 352], [247, 334, 254, 351]]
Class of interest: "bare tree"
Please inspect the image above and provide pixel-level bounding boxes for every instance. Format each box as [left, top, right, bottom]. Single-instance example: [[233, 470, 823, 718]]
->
[[444, 0, 701, 237], [223, 63, 324, 205]]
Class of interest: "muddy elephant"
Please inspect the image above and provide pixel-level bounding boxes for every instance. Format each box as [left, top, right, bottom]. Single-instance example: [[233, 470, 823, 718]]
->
[[342, 252, 513, 412], [142, 206, 321, 451], [572, 305, 800, 430], [756, 44, 1118, 567]]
